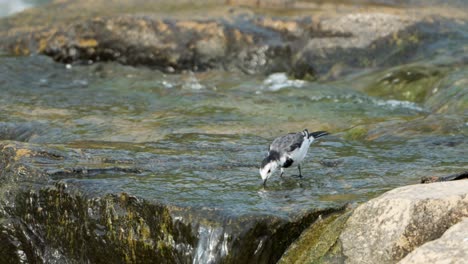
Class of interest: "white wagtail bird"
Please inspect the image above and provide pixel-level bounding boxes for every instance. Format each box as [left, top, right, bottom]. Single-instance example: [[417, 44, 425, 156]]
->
[[259, 129, 329, 186]]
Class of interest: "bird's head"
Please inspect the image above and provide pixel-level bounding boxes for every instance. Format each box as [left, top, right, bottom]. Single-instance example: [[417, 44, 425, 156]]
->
[[259, 153, 279, 186]]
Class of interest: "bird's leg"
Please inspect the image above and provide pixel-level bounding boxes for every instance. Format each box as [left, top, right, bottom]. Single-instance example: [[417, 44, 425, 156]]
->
[[298, 164, 302, 178], [280, 168, 284, 178]]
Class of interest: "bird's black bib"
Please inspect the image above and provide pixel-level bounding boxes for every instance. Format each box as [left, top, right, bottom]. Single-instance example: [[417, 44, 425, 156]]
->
[[282, 157, 294, 168]]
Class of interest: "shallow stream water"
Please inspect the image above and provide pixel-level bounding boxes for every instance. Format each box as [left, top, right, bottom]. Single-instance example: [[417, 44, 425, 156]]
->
[[1, 1, 468, 263], [1, 52, 466, 220]]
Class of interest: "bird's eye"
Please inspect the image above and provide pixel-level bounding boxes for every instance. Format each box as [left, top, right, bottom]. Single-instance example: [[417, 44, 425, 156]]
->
[[267, 169, 271, 173]]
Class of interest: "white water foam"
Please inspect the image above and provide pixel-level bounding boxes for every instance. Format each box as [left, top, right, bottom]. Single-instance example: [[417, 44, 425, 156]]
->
[[262, 72, 306, 91], [375, 99, 425, 112], [183, 73, 205, 90]]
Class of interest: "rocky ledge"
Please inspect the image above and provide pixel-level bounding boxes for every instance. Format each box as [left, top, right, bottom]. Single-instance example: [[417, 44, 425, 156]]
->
[[0, 141, 345, 264], [1, 1, 467, 78]]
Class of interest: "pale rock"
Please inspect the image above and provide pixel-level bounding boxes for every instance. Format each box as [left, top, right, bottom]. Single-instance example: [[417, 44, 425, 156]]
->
[[340, 181, 468, 264], [399, 218, 468, 264]]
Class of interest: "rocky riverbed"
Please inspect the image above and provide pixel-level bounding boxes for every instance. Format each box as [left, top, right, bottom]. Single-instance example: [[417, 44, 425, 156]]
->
[[0, 0, 467, 263]]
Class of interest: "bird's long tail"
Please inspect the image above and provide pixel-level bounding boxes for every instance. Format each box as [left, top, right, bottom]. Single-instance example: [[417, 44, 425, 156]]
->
[[309, 130, 329, 139]]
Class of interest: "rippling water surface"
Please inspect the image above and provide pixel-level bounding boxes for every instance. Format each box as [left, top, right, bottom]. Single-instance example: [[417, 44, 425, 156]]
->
[[0, 54, 466, 218]]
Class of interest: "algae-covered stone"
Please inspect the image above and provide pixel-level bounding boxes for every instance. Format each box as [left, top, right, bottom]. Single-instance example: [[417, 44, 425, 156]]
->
[[363, 65, 445, 103], [0, 140, 345, 263], [343, 126, 369, 141], [1, 186, 196, 264], [278, 210, 351, 264], [0, 183, 344, 264]]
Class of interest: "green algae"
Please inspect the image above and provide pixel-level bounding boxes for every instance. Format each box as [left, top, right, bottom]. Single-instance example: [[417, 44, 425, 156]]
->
[[278, 210, 352, 264], [343, 126, 369, 141], [0, 178, 347, 263], [221, 207, 347, 264], [363, 66, 446, 103]]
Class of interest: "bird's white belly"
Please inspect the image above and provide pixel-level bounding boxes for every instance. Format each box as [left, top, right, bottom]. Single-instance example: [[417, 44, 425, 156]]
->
[[289, 138, 312, 165]]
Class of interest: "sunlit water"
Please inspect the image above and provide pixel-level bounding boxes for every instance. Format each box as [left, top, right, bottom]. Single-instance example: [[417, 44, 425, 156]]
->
[[0, 0, 51, 17], [0, 54, 466, 219]]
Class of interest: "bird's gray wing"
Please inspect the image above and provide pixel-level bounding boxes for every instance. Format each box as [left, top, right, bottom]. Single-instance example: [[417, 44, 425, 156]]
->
[[270, 133, 304, 154]]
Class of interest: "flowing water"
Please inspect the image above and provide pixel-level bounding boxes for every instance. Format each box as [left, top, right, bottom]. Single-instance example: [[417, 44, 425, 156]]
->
[[1, 52, 466, 220], [1, 3, 467, 260]]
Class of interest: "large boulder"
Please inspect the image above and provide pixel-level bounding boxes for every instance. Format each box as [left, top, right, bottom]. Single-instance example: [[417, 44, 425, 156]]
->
[[276, 179, 468, 264], [340, 181, 468, 263], [399, 218, 468, 264]]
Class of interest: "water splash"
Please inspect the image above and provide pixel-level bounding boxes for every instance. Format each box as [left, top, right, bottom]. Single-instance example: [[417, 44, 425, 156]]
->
[[183, 73, 205, 90], [262, 72, 306, 91], [193, 225, 229, 264]]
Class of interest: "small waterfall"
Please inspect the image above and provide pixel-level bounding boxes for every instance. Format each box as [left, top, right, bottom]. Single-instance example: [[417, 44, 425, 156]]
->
[[193, 225, 229, 264]]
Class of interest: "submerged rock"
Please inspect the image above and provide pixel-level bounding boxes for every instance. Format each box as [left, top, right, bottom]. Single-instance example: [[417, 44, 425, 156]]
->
[[363, 65, 445, 103], [0, 122, 46, 142], [339, 181, 468, 263], [424, 68, 468, 115]]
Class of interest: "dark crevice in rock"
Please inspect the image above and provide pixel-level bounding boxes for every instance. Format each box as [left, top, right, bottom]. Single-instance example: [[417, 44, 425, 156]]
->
[[421, 171, 468, 183]]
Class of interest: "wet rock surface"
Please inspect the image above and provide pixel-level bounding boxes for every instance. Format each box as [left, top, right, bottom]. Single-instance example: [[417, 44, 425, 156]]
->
[[0, 122, 46, 142], [421, 171, 468, 183], [1, 1, 467, 77], [278, 209, 352, 264], [339, 181, 468, 264], [0, 141, 344, 263], [0, 187, 196, 264]]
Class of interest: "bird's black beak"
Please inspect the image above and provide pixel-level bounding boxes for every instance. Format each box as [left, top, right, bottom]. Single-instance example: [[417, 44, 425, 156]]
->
[[262, 178, 267, 187]]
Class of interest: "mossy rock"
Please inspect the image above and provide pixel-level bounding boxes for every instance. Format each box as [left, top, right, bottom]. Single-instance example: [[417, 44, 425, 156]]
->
[[0, 140, 346, 263], [277, 210, 352, 264], [343, 126, 369, 141], [0, 183, 196, 264], [363, 65, 446, 103]]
